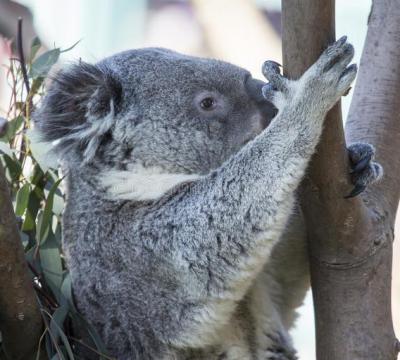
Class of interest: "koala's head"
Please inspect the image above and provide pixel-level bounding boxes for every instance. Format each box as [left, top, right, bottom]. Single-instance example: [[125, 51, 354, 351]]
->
[[34, 48, 276, 201]]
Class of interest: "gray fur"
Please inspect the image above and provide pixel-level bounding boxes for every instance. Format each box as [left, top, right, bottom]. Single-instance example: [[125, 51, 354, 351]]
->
[[34, 38, 360, 359]]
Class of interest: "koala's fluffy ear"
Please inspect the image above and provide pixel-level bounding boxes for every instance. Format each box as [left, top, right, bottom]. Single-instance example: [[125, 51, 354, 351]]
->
[[33, 62, 122, 163]]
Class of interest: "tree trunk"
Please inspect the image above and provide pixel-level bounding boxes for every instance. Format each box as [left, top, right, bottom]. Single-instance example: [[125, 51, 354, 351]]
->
[[282, 0, 399, 359], [0, 162, 43, 360]]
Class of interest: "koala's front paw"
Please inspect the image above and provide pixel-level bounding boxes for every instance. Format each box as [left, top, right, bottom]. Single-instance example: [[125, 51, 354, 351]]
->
[[302, 36, 357, 112], [345, 143, 383, 198], [261, 61, 290, 112], [262, 36, 357, 116]]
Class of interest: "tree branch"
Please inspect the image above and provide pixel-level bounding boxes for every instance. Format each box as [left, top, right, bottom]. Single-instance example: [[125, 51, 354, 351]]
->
[[282, 0, 399, 358], [346, 0, 400, 223], [0, 162, 42, 359]]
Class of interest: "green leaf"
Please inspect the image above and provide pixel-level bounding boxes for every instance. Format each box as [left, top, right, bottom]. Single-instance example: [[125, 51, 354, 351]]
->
[[35, 209, 44, 242], [27, 134, 55, 173], [52, 220, 62, 247], [60, 273, 73, 308], [52, 194, 64, 216], [40, 178, 63, 241], [44, 332, 55, 359], [30, 36, 41, 60], [15, 183, 31, 216], [2, 153, 22, 185], [0, 142, 14, 157], [29, 48, 60, 79], [0, 116, 24, 142], [49, 303, 69, 347], [30, 76, 45, 97], [22, 186, 42, 232], [39, 230, 63, 295], [30, 163, 45, 186]]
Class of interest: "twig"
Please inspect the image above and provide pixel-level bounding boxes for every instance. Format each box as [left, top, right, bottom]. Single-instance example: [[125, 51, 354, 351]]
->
[[17, 17, 30, 95]]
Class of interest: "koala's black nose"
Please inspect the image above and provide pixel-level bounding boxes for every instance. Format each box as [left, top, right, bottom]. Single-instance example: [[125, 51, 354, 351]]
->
[[245, 76, 278, 124]]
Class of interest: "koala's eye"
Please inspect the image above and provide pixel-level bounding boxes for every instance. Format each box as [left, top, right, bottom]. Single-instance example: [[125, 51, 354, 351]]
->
[[200, 97, 216, 110]]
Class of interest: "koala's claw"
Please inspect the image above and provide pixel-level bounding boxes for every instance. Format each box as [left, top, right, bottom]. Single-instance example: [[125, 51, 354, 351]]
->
[[261, 36, 357, 114], [345, 184, 367, 199], [344, 143, 383, 199]]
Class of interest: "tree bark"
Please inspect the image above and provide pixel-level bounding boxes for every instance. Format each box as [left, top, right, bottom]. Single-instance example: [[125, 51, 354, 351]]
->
[[282, 0, 399, 359], [0, 162, 43, 360]]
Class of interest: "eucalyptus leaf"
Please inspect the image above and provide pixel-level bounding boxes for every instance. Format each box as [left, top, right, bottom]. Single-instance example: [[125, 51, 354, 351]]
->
[[35, 209, 44, 243], [30, 36, 41, 60], [2, 153, 22, 184], [50, 320, 75, 360], [49, 304, 69, 348], [0, 116, 24, 142], [52, 193, 64, 216], [60, 273, 73, 308], [29, 48, 60, 79], [39, 231, 63, 296], [30, 76, 45, 96], [30, 163, 45, 186], [23, 189, 41, 232], [0, 142, 14, 157], [45, 332, 55, 359], [27, 133, 56, 172], [40, 178, 63, 241], [15, 183, 31, 216]]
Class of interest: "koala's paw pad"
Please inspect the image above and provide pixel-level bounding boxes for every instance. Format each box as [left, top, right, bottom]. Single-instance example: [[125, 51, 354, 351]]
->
[[345, 142, 383, 198]]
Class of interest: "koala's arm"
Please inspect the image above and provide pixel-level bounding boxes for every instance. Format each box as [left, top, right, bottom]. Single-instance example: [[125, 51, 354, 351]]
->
[[128, 37, 356, 347]]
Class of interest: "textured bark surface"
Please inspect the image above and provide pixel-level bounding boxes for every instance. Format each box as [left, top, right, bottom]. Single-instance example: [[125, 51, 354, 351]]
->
[[0, 162, 42, 360], [282, 0, 399, 359]]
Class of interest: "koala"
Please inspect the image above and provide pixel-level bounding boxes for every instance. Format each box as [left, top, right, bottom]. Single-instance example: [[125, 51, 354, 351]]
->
[[33, 36, 382, 360]]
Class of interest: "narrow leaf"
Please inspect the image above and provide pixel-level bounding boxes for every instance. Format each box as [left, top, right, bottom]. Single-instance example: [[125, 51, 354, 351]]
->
[[40, 178, 63, 241], [30, 36, 42, 60], [0, 142, 14, 157], [39, 231, 63, 296], [49, 304, 69, 347], [0, 116, 24, 142], [15, 183, 31, 216], [29, 48, 60, 79]]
